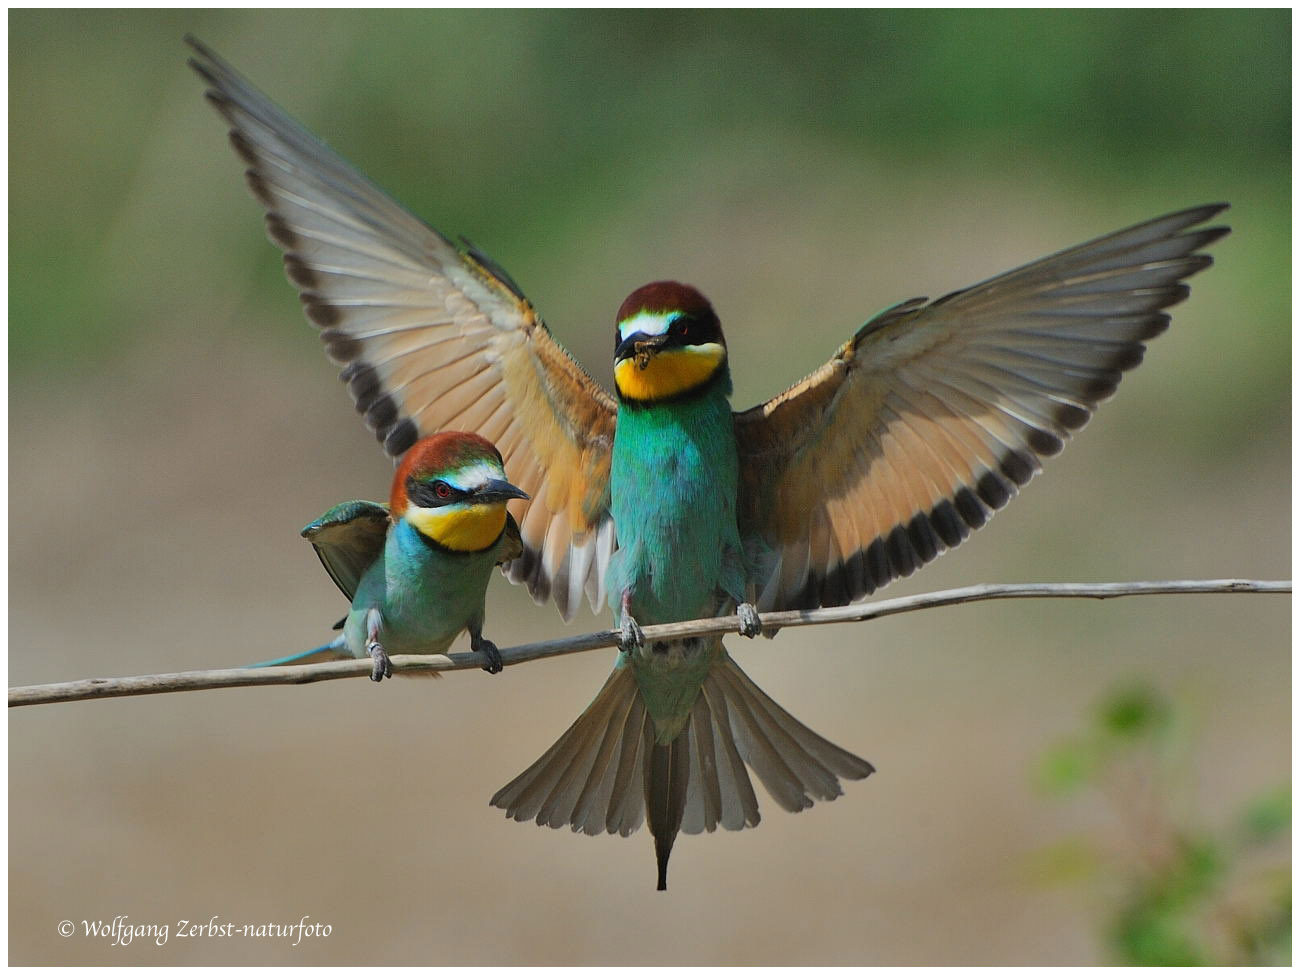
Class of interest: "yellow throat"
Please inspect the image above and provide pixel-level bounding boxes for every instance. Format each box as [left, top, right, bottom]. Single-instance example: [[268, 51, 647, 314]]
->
[[407, 502, 507, 552], [614, 343, 726, 401]]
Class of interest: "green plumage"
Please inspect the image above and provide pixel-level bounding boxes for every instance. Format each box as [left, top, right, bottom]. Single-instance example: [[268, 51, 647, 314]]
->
[[607, 379, 747, 736], [342, 517, 503, 659], [608, 379, 744, 622]]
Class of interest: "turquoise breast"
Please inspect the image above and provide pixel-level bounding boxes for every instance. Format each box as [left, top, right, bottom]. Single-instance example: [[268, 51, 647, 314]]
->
[[607, 384, 742, 626], [344, 518, 497, 656]]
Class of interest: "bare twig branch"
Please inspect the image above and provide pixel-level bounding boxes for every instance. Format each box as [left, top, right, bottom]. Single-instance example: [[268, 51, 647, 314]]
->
[[8, 579, 1288, 708]]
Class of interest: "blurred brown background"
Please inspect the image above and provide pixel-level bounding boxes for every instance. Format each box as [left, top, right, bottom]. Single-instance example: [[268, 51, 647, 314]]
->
[[10, 9, 1289, 965]]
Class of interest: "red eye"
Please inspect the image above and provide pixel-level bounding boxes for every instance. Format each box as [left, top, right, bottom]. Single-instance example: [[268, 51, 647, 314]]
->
[[434, 481, 452, 499]]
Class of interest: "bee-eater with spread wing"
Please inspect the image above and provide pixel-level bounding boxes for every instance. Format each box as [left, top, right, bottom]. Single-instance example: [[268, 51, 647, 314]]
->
[[189, 37, 1228, 889], [257, 431, 529, 679]]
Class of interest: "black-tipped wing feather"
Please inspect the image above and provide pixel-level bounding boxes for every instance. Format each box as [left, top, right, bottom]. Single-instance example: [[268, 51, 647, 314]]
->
[[188, 37, 617, 621], [735, 204, 1229, 611]]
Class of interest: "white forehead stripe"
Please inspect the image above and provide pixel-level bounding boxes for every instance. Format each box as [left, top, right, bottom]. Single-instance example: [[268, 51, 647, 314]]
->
[[441, 459, 503, 494], [618, 310, 679, 341]]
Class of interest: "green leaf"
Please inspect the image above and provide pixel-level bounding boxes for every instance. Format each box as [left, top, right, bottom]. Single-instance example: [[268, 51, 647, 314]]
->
[[1240, 785, 1291, 844], [1096, 684, 1171, 740]]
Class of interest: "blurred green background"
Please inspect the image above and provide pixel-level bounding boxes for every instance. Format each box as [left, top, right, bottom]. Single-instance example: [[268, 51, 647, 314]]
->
[[10, 8, 1289, 965]]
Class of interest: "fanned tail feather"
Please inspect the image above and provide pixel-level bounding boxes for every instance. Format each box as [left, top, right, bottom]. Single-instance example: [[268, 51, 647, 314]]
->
[[490, 651, 873, 889], [710, 653, 874, 810], [647, 736, 690, 890], [490, 666, 650, 836]]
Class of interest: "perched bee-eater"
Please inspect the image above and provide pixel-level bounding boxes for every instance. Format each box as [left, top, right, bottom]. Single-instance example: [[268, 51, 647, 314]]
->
[[189, 38, 1229, 888], [262, 431, 528, 680]]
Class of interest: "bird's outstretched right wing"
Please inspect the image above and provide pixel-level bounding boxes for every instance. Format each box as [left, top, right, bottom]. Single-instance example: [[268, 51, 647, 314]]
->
[[188, 37, 617, 620]]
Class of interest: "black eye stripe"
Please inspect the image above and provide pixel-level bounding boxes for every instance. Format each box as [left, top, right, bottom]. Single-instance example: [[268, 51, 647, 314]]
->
[[407, 477, 465, 508]]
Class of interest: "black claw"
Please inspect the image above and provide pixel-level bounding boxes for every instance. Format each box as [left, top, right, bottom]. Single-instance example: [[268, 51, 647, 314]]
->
[[476, 639, 504, 675], [737, 603, 763, 639], [366, 641, 392, 682]]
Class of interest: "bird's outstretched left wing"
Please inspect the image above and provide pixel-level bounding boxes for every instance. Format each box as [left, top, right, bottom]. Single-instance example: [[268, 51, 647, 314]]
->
[[734, 204, 1229, 611], [188, 38, 617, 620]]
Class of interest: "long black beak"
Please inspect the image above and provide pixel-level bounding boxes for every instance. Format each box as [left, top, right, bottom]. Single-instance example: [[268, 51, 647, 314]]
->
[[614, 330, 669, 365], [475, 478, 530, 504]]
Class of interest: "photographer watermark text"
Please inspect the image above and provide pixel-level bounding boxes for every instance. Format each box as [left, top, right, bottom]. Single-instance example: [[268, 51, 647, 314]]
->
[[59, 915, 331, 947]]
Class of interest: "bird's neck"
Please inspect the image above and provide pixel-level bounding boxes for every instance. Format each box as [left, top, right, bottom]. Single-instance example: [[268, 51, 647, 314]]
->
[[616, 374, 738, 431]]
